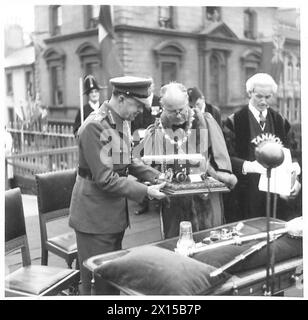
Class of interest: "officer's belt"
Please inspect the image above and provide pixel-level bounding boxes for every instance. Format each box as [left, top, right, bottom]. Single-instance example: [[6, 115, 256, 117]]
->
[[78, 167, 128, 180]]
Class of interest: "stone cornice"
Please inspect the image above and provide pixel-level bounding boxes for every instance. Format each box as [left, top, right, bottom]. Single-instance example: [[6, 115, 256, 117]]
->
[[115, 24, 198, 39], [115, 24, 263, 46], [43, 25, 279, 49], [5, 63, 35, 71], [44, 29, 98, 44]]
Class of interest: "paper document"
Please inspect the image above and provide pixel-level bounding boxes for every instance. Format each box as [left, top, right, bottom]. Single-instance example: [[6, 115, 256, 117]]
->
[[258, 148, 293, 196]]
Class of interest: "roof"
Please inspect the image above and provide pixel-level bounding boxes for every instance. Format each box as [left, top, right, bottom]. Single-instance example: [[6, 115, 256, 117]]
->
[[5, 45, 35, 69]]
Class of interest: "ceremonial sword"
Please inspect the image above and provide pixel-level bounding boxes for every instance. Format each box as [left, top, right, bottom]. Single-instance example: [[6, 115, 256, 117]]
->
[[209, 233, 283, 277]]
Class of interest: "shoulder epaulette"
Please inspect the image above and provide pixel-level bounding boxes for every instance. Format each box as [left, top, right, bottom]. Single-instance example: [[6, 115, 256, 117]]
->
[[90, 104, 106, 120], [107, 110, 116, 128]]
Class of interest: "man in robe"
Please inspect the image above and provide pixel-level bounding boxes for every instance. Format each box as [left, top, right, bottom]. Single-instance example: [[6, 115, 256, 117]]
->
[[138, 82, 237, 239]]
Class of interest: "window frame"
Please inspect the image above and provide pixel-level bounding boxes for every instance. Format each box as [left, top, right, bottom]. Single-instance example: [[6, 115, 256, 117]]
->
[[205, 7, 221, 22], [43, 47, 66, 106], [153, 41, 185, 89], [84, 5, 100, 29], [6, 72, 13, 96], [50, 5, 62, 36], [25, 70, 34, 99], [243, 9, 257, 40], [287, 59, 293, 83], [158, 6, 174, 29]]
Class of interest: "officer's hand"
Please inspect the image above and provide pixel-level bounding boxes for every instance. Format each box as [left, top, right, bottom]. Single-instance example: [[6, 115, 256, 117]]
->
[[242, 160, 267, 175], [147, 182, 166, 200]]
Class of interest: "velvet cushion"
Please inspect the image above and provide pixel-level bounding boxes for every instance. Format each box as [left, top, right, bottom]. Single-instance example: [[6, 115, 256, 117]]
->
[[191, 235, 302, 274], [48, 232, 77, 252], [5, 265, 74, 295], [158, 217, 302, 274], [95, 246, 229, 295]]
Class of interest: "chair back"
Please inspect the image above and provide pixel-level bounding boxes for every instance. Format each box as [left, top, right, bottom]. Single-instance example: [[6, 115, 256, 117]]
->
[[35, 169, 77, 241], [5, 188, 31, 266], [35, 169, 77, 215]]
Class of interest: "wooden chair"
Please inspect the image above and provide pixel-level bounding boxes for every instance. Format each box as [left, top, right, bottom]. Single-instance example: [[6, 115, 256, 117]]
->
[[35, 169, 78, 268], [5, 188, 79, 297]]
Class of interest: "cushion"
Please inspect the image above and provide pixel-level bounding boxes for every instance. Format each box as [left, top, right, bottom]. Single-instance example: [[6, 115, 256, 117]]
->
[[95, 246, 229, 295], [159, 236, 302, 275], [5, 265, 74, 295], [48, 232, 77, 252], [158, 217, 302, 275]]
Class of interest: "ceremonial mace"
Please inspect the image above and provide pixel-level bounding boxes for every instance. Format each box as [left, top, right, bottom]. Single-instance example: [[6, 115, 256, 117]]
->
[[254, 135, 284, 295]]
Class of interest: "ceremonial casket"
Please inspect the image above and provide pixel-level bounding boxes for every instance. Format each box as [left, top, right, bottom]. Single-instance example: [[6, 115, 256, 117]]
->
[[84, 217, 302, 296], [142, 153, 230, 196]]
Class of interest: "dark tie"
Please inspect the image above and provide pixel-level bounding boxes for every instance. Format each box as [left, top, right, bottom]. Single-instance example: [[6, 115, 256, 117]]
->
[[259, 111, 266, 130]]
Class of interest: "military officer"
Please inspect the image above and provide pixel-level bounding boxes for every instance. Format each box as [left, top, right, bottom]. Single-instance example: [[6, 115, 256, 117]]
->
[[69, 76, 166, 295]]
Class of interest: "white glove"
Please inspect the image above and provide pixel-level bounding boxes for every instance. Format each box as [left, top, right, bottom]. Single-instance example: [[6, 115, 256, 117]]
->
[[280, 163, 301, 200], [290, 179, 301, 197], [147, 182, 166, 200], [214, 172, 238, 190], [242, 160, 267, 175]]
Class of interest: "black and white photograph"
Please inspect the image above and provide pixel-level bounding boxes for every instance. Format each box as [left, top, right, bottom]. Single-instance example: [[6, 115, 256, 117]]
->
[[2, 0, 306, 302]]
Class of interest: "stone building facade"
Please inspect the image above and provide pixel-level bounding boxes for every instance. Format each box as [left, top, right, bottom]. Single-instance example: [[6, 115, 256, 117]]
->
[[33, 5, 300, 124]]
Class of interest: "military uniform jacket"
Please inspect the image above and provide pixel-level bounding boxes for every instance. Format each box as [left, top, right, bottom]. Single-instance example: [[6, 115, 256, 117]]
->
[[69, 101, 160, 234]]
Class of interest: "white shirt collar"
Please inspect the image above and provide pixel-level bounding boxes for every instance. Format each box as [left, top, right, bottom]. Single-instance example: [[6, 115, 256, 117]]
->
[[248, 103, 268, 122], [89, 101, 100, 111], [201, 103, 205, 113]]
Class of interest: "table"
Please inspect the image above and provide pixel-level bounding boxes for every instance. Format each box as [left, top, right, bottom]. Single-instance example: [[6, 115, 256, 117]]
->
[[84, 217, 302, 296]]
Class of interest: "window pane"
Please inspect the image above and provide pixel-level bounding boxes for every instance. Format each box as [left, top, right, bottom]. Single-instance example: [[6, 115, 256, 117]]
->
[[159, 6, 171, 19], [6, 73, 13, 95], [8, 108, 14, 123], [25, 71, 34, 97], [85, 62, 100, 83], [245, 67, 256, 82], [244, 10, 254, 38], [51, 66, 63, 105], [286, 98, 292, 120], [57, 6, 62, 26], [296, 62, 300, 81], [159, 6, 173, 28], [161, 62, 177, 86], [91, 5, 100, 19], [210, 55, 219, 105], [206, 7, 220, 21], [288, 62, 293, 82]]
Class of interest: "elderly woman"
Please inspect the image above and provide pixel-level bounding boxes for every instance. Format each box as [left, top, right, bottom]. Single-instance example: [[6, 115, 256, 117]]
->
[[140, 82, 237, 239]]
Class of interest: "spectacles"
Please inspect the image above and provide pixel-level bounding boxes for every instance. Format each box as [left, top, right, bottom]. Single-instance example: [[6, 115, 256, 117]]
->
[[163, 106, 188, 115]]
